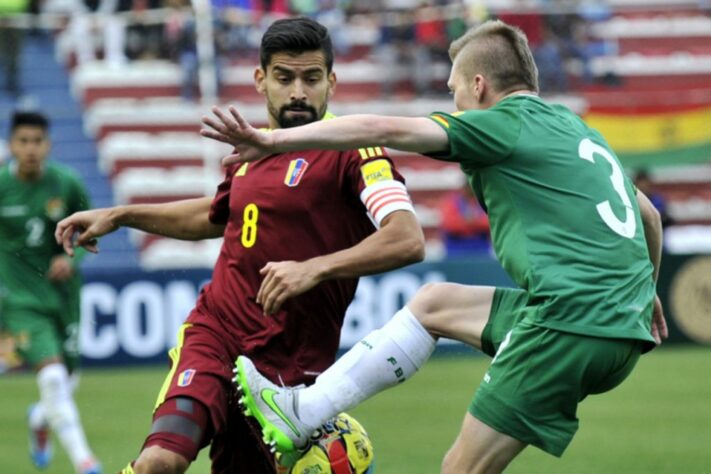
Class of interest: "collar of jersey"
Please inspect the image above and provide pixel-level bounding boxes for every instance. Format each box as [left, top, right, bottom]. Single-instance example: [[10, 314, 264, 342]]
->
[[502, 93, 541, 104], [8, 159, 46, 181]]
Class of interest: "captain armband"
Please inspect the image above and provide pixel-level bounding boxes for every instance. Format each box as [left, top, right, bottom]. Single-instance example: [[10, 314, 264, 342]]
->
[[360, 180, 416, 227]]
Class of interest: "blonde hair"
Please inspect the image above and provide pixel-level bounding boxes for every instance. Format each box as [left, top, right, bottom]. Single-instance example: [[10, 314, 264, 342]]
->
[[449, 20, 539, 94]]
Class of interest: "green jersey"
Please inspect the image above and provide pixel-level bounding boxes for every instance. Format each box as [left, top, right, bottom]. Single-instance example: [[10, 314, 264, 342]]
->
[[0, 161, 89, 314], [429, 95, 655, 344]]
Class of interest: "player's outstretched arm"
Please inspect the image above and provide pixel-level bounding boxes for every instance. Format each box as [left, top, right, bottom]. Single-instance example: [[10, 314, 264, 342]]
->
[[636, 190, 668, 344], [55, 198, 224, 257], [256, 211, 425, 315], [201, 106, 450, 166]]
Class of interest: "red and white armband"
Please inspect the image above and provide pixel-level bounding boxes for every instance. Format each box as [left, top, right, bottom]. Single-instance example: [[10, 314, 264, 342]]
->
[[360, 180, 416, 227]]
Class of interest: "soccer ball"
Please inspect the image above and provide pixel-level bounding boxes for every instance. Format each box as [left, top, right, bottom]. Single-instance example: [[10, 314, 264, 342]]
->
[[277, 412, 375, 474]]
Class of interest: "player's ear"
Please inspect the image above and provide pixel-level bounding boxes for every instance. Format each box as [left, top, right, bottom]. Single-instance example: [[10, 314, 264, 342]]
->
[[255, 67, 266, 95], [327, 71, 336, 99], [472, 74, 485, 103]]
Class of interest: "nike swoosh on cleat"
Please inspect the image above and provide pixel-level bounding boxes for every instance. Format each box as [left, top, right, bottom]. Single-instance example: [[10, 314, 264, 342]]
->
[[260, 389, 301, 438]]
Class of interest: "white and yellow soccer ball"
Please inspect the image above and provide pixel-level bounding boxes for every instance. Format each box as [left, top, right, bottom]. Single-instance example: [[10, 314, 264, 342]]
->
[[277, 412, 375, 474]]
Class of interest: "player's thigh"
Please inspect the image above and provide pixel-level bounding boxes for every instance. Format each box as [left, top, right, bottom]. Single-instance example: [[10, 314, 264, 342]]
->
[[1, 308, 63, 368], [409, 283, 498, 349], [471, 325, 643, 457], [164, 315, 312, 473], [153, 322, 237, 424], [443, 412, 526, 474], [471, 322, 575, 457], [148, 319, 275, 471], [146, 323, 232, 461], [479, 287, 528, 357], [583, 337, 643, 395]]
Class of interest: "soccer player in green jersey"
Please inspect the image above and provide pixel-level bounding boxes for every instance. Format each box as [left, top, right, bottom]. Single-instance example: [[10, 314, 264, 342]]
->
[[204, 20, 668, 473], [0, 112, 101, 474]]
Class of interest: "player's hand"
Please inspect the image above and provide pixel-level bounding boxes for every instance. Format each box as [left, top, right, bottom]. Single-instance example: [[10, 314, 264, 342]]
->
[[200, 106, 274, 166], [257, 260, 324, 316], [55, 208, 119, 257], [47, 255, 74, 281], [650, 294, 668, 345]]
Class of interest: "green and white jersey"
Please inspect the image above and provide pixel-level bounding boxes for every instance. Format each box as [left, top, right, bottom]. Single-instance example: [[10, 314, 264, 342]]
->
[[429, 95, 655, 344], [0, 161, 89, 314]]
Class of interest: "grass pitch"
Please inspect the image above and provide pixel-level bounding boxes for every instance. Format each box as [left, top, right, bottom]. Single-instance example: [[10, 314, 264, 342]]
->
[[1, 346, 709, 473]]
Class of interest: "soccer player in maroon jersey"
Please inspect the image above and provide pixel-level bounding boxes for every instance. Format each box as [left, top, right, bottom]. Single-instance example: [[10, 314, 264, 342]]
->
[[55, 17, 424, 474]]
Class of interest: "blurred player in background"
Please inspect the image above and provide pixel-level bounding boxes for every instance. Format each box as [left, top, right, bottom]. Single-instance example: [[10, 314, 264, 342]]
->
[[207, 20, 668, 474], [0, 111, 101, 474], [56, 17, 423, 474], [438, 181, 491, 256]]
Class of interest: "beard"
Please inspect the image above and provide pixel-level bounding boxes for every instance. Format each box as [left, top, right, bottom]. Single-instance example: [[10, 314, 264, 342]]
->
[[277, 101, 321, 128]]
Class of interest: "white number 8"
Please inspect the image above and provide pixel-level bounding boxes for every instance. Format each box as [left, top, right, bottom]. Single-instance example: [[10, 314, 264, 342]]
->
[[578, 138, 636, 239]]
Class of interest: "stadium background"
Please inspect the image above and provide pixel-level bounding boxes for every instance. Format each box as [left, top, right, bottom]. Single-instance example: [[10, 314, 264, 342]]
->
[[0, 0, 710, 472]]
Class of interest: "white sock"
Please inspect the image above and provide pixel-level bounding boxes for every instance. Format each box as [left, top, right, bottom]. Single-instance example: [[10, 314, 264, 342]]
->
[[69, 372, 81, 393], [28, 402, 48, 430], [37, 364, 94, 469], [30, 371, 80, 429], [298, 307, 436, 428]]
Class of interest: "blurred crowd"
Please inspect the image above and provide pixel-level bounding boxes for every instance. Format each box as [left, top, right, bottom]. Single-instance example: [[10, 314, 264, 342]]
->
[[0, 0, 620, 99]]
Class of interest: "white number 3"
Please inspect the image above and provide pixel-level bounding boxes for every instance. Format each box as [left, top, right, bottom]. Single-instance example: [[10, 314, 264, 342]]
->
[[578, 138, 636, 239]]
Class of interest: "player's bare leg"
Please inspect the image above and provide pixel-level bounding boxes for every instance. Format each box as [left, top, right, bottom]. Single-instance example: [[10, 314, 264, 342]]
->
[[442, 413, 526, 474], [408, 283, 495, 349]]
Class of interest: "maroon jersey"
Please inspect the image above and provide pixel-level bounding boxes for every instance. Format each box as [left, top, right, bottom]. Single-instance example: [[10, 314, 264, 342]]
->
[[194, 147, 412, 386]]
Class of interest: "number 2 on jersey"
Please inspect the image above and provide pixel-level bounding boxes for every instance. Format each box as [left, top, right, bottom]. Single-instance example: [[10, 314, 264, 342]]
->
[[241, 203, 259, 248], [578, 138, 636, 239], [25, 217, 45, 247]]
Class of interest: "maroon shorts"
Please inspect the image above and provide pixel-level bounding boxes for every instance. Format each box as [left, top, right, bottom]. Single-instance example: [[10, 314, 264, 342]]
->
[[145, 307, 276, 473]]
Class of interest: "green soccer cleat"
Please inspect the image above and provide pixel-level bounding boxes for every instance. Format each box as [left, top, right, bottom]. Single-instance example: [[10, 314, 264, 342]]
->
[[233, 356, 314, 454]]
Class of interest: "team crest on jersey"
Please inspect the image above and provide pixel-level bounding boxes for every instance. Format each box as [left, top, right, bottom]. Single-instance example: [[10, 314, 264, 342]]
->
[[284, 158, 309, 187], [177, 369, 196, 387], [45, 198, 65, 221]]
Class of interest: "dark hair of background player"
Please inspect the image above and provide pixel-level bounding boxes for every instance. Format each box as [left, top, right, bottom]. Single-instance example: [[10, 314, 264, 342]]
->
[[11, 111, 50, 134]]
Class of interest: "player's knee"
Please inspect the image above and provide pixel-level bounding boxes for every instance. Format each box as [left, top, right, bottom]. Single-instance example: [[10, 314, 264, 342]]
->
[[409, 282, 453, 329], [134, 446, 189, 474]]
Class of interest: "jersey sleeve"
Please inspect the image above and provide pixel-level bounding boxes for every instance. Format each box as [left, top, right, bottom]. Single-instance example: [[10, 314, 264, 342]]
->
[[426, 108, 521, 168], [344, 147, 416, 228], [208, 164, 239, 225]]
